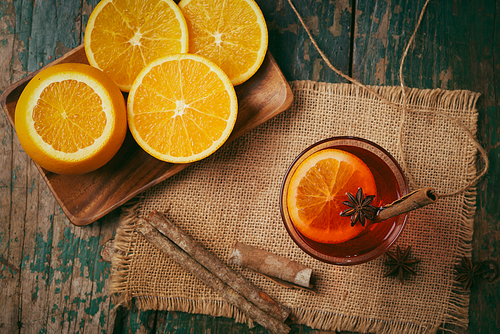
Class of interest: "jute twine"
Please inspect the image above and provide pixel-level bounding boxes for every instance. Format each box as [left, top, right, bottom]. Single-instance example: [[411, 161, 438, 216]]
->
[[286, 0, 489, 197]]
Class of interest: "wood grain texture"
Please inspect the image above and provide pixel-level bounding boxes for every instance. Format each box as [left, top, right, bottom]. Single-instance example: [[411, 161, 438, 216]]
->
[[0, 0, 499, 333], [258, 0, 353, 82]]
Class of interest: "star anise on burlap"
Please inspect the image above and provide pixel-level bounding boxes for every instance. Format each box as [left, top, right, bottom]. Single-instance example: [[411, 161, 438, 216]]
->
[[455, 257, 484, 290], [340, 188, 378, 227], [384, 245, 421, 284]]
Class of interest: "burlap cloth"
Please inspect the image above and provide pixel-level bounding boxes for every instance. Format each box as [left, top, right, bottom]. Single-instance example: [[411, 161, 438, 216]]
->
[[111, 81, 480, 334]]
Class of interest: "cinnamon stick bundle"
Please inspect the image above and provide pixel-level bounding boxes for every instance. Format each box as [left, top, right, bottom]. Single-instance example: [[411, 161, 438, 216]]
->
[[136, 213, 291, 334], [147, 211, 290, 322]]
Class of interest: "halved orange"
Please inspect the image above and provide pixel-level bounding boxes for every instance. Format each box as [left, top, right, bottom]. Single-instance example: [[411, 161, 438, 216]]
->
[[178, 0, 268, 85], [127, 53, 238, 163], [85, 0, 189, 92], [287, 149, 377, 244], [15, 63, 127, 175]]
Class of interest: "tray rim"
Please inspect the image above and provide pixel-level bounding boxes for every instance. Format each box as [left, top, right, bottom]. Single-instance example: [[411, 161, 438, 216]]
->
[[1, 44, 294, 226]]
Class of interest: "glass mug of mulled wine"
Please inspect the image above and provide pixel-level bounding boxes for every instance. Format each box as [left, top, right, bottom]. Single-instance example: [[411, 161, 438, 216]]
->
[[280, 136, 409, 265]]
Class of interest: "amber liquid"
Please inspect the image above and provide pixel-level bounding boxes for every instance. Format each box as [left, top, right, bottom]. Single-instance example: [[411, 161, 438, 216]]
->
[[292, 145, 403, 259]]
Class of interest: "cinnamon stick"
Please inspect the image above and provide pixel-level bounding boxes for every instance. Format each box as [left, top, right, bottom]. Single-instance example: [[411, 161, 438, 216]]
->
[[373, 187, 438, 223], [230, 242, 314, 290], [254, 272, 316, 293], [147, 211, 290, 322], [136, 220, 291, 334]]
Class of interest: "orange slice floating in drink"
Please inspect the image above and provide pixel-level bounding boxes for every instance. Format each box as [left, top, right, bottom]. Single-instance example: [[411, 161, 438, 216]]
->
[[287, 149, 377, 244]]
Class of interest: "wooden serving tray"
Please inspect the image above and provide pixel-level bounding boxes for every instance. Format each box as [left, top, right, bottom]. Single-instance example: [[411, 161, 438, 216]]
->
[[1, 45, 293, 226]]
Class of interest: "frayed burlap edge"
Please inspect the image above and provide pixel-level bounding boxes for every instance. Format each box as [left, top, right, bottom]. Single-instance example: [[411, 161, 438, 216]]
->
[[110, 199, 140, 309], [293, 81, 481, 113], [110, 81, 480, 334]]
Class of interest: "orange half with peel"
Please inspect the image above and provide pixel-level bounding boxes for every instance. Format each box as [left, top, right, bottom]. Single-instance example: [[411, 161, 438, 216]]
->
[[287, 149, 377, 244], [15, 63, 127, 175]]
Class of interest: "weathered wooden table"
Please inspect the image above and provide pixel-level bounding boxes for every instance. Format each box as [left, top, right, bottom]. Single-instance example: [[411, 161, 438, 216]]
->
[[1, 0, 498, 333]]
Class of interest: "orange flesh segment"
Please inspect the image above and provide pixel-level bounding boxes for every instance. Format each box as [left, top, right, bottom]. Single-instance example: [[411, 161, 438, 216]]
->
[[33, 80, 106, 153]]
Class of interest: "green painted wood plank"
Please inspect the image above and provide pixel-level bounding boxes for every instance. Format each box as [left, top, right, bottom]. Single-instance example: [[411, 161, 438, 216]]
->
[[1, 121, 30, 332], [11, 0, 33, 82], [44, 206, 79, 334], [56, 221, 102, 333], [154, 311, 267, 334], [25, 0, 81, 72], [0, 7, 26, 331], [255, 0, 353, 83], [38, 210, 116, 334], [19, 167, 55, 333], [62, 224, 102, 333], [84, 212, 121, 334], [353, 0, 430, 86], [0, 0, 16, 89], [0, 4, 16, 332], [121, 309, 156, 334], [81, 0, 102, 42]]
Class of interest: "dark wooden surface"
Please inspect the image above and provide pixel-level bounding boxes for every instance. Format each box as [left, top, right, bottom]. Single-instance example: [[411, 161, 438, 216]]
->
[[1, 0, 498, 333]]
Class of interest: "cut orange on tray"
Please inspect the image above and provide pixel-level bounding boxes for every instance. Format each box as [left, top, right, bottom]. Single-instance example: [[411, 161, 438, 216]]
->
[[127, 54, 238, 163], [178, 0, 268, 86], [287, 149, 377, 244], [15, 63, 127, 175], [85, 0, 189, 92]]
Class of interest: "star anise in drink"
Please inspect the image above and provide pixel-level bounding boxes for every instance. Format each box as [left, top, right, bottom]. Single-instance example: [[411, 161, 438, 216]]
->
[[384, 245, 420, 284], [340, 188, 378, 227]]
